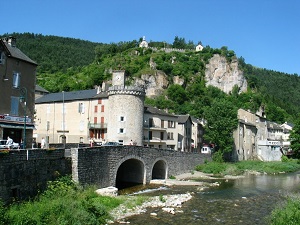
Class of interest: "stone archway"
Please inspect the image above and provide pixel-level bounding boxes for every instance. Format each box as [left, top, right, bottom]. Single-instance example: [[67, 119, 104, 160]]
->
[[152, 159, 167, 180], [115, 158, 145, 189]]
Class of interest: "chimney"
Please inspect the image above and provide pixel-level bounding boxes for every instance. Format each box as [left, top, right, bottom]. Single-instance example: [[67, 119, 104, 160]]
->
[[7, 36, 16, 47]]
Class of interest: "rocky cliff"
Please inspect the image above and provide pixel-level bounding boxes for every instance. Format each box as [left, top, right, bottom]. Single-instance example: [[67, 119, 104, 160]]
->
[[133, 54, 247, 97], [205, 54, 247, 94]]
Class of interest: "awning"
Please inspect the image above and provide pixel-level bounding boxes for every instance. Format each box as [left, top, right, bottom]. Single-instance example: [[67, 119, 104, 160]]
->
[[0, 123, 35, 130]]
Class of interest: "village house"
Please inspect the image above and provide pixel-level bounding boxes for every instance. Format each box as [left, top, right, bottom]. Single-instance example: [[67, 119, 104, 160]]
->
[[233, 108, 289, 161], [0, 36, 37, 148]]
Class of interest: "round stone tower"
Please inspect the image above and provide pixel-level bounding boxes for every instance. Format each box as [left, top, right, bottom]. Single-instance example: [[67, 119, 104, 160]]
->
[[107, 71, 145, 146]]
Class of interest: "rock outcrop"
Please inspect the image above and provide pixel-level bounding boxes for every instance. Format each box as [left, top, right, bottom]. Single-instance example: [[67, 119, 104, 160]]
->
[[132, 54, 247, 98], [205, 54, 247, 94], [133, 70, 169, 97]]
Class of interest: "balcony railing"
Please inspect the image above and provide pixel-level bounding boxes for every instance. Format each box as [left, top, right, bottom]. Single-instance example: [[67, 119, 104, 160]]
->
[[144, 124, 167, 131], [88, 123, 107, 129]]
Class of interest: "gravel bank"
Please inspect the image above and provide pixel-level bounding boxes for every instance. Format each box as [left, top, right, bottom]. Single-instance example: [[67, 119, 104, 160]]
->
[[108, 171, 244, 223]]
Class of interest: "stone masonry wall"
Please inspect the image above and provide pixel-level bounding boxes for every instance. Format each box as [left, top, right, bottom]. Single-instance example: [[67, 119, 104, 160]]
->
[[71, 146, 211, 188], [0, 149, 71, 203]]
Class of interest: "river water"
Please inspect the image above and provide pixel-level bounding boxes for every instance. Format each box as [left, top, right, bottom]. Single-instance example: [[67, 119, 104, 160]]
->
[[118, 171, 300, 225]]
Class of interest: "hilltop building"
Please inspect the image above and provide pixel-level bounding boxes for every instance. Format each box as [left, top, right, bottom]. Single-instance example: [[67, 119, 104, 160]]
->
[[139, 36, 148, 48], [0, 36, 37, 148]]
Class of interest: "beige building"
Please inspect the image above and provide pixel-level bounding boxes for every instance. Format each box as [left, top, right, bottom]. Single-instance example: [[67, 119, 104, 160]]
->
[[233, 108, 287, 161], [0, 36, 37, 148], [35, 71, 197, 150]]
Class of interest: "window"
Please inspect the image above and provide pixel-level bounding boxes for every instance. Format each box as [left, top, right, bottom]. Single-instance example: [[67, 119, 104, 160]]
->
[[161, 120, 164, 128], [160, 132, 164, 140], [79, 103, 85, 113], [94, 105, 98, 113], [80, 137, 84, 143], [10, 96, 19, 116], [120, 116, 125, 122], [167, 132, 174, 140], [119, 128, 124, 133], [101, 105, 104, 112], [94, 117, 97, 123], [168, 120, 175, 128], [118, 140, 123, 145], [13, 72, 21, 88], [98, 99, 102, 104]]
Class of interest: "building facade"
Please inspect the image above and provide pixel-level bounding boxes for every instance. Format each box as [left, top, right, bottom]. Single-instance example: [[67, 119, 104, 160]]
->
[[233, 108, 286, 161], [34, 71, 197, 150], [0, 37, 37, 148]]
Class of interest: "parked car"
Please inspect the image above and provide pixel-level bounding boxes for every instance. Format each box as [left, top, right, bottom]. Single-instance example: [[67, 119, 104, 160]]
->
[[102, 142, 121, 146], [0, 140, 20, 149]]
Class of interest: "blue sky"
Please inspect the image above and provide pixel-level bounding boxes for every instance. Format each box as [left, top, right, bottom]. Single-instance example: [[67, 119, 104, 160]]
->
[[1, 0, 299, 75]]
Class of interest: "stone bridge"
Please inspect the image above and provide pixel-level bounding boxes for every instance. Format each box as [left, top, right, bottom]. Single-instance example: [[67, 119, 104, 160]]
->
[[71, 146, 211, 189], [0, 146, 210, 203]]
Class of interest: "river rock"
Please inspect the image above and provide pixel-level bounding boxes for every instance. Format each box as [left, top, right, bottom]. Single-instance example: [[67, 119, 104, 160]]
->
[[95, 186, 118, 197]]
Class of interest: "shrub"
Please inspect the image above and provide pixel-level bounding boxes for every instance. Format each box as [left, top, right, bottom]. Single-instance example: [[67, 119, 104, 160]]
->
[[281, 155, 290, 162], [6, 176, 124, 225], [195, 162, 226, 175], [212, 151, 224, 163], [270, 197, 300, 225], [0, 200, 8, 225]]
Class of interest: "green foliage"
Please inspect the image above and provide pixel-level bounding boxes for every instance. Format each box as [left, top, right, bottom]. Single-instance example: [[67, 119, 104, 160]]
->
[[212, 151, 224, 163], [0, 200, 8, 225], [195, 162, 227, 175], [3, 32, 300, 124], [159, 194, 166, 203], [203, 98, 238, 154], [240, 59, 300, 122], [281, 155, 292, 162], [270, 197, 300, 225], [196, 160, 300, 176], [290, 118, 300, 158], [5, 176, 124, 225]]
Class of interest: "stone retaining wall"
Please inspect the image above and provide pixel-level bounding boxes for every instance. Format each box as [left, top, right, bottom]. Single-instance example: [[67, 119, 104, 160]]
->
[[0, 149, 71, 203]]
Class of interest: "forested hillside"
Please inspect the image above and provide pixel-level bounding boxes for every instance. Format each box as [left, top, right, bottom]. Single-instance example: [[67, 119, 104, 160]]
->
[[2, 33, 300, 124]]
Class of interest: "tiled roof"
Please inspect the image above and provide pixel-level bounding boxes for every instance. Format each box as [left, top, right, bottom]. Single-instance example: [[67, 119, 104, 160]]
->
[[35, 85, 49, 93], [144, 105, 177, 117], [35, 89, 101, 103], [177, 115, 190, 124], [1, 40, 37, 65]]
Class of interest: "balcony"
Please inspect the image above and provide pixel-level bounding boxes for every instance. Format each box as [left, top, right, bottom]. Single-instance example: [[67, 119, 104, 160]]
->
[[88, 123, 107, 129], [144, 124, 167, 131]]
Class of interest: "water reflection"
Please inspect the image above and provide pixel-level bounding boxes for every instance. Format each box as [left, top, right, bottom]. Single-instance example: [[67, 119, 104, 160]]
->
[[118, 171, 300, 224]]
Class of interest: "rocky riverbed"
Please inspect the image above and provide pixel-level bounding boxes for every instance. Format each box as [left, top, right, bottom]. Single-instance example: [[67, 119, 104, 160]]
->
[[107, 171, 244, 224]]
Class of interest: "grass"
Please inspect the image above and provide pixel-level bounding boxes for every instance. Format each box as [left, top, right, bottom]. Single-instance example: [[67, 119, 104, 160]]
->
[[195, 160, 300, 176], [269, 195, 300, 225], [1, 176, 127, 225]]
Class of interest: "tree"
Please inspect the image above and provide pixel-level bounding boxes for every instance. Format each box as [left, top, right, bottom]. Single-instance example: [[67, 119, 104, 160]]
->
[[289, 117, 300, 158], [172, 36, 186, 49], [203, 98, 238, 159]]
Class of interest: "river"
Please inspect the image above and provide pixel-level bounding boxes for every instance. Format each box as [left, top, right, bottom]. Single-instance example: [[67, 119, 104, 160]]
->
[[116, 171, 300, 225]]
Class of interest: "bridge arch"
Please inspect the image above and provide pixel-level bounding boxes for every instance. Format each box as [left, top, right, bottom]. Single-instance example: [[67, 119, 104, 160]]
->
[[114, 155, 146, 189], [151, 158, 168, 180]]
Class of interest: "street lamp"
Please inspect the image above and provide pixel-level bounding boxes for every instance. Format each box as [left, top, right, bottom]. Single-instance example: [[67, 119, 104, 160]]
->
[[19, 87, 27, 149]]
